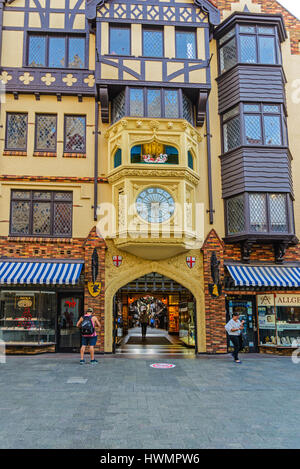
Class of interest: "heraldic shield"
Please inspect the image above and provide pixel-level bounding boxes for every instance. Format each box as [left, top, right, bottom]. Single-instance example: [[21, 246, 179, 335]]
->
[[88, 282, 101, 297]]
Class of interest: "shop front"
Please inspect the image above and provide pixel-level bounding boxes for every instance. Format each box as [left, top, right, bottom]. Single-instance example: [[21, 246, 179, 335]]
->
[[0, 260, 84, 353], [225, 295, 258, 352]]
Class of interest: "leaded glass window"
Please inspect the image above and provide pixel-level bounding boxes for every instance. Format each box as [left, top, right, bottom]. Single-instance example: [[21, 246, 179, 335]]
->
[[28, 35, 46, 67], [264, 115, 281, 145], [269, 194, 288, 232], [240, 35, 257, 63], [129, 89, 144, 117], [147, 89, 161, 117], [239, 24, 278, 65], [164, 90, 179, 118], [35, 115, 57, 152], [259, 36, 276, 64], [112, 90, 126, 123], [219, 37, 237, 73], [249, 193, 267, 232], [49, 36, 65, 68], [143, 29, 163, 57], [10, 191, 72, 237], [175, 30, 196, 59], [64, 116, 86, 153], [244, 114, 262, 144], [223, 116, 241, 152], [6, 113, 28, 150], [28, 34, 86, 68], [227, 195, 245, 234], [182, 94, 193, 124], [110, 26, 130, 55]]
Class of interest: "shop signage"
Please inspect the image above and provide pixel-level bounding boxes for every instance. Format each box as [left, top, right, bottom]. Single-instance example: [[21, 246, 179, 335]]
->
[[257, 294, 275, 307], [88, 281, 101, 297], [275, 294, 300, 307], [150, 363, 176, 369]]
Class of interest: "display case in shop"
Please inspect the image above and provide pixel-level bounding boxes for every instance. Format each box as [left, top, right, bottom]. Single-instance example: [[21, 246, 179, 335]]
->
[[0, 291, 56, 346], [179, 302, 195, 347]]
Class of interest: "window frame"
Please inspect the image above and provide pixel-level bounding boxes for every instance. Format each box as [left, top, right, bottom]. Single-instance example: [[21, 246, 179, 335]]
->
[[109, 24, 131, 56], [9, 190, 73, 238], [5, 112, 28, 152], [175, 28, 197, 60], [34, 113, 58, 153], [142, 26, 164, 58], [225, 192, 292, 237], [64, 114, 86, 154], [26, 33, 87, 69]]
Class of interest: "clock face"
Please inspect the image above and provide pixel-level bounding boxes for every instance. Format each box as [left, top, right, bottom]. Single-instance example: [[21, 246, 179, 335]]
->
[[136, 187, 175, 223]]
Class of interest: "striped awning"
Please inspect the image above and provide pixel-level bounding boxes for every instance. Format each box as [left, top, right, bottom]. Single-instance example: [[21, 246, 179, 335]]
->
[[227, 264, 300, 288], [0, 261, 83, 285]]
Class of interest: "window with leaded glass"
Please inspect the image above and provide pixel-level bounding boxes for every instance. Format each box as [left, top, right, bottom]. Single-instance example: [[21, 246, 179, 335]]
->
[[143, 28, 163, 57], [10, 191, 72, 237], [219, 36, 237, 73], [112, 90, 126, 123], [164, 90, 179, 118], [243, 103, 283, 146], [147, 89, 161, 117], [182, 93, 193, 125], [64, 116, 86, 153], [239, 24, 278, 65], [35, 114, 57, 152], [222, 106, 241, 152], [110, 26, 130, 56], [27, 34, 86, 68], [249, 193, 267, 232], [5, 113, 28, 151], [227, 195, 245, 234], [269, 194, 288, 233], [175, 30, 196, 59], [129, 89, 144, 117]]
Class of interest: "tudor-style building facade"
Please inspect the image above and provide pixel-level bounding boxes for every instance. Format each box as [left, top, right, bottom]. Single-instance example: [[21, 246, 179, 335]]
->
[[0, 0, 300, 355]]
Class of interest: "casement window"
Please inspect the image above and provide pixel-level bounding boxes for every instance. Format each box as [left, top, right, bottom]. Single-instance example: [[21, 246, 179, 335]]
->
[[218, 24, 281, 74], [109, 25, 130, 56], [35, 114, 57, 152], [10, 191, 73, 237], [143, 28, 163, 57], [5, 113, 28, 151], [226, 193, 291, 236], [27, 34, 86, 68], [175, 30, 196, 59], [222, 103, 286, 152], [64, 115, 86, 153]]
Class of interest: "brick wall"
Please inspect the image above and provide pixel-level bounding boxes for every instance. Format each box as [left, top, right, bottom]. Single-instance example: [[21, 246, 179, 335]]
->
[[213, 0, 300, 54]]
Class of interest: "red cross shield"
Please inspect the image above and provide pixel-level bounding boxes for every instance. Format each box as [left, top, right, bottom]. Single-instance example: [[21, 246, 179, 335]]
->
[[113, 256, 122, 267], [186, 256, 196, 268]]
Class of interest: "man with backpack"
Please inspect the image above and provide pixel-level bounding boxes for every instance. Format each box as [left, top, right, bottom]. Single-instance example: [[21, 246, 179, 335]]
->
[[76, 307, 100, 365]]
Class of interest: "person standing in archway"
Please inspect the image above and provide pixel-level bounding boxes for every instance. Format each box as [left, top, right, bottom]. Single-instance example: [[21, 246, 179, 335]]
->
[[139, 305, 149, 340]]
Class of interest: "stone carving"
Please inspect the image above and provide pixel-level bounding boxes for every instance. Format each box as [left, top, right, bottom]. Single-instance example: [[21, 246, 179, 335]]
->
[[19, 72, 34, 85], [41, 73, 56, 86], [0, 71, 12, 84], [62, 74, 78, 87]]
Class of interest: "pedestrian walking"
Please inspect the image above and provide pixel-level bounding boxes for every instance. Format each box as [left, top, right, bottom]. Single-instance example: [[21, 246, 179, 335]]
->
[[139, 305, 149, 340], [225, 312, 245, 364], [77, 307, 100, 365]]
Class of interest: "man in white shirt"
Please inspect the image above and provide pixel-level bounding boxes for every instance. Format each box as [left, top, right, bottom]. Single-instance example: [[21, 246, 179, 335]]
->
[[225, 312, 245, 363]]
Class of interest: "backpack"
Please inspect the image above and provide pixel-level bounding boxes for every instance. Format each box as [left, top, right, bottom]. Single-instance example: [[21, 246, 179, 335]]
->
[[81, 315, 95, 336]]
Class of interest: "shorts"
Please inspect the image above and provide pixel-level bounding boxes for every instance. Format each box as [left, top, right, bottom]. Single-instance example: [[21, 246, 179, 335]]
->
[[81, 335, 97, 346]]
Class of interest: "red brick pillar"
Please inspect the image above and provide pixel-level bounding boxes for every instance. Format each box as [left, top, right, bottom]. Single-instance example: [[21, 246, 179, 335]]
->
[[83, 227, 106, 353], [202, 229, 227, 353]]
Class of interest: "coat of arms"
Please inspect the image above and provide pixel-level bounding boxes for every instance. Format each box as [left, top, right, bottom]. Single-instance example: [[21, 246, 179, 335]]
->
[[88, 282, 101, 297], [186, 257, 196, 268], [113, 256, 122, 267]]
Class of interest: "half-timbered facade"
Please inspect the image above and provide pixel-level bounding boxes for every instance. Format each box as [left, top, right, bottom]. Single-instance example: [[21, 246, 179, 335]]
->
[[0, 0, 300, 355]]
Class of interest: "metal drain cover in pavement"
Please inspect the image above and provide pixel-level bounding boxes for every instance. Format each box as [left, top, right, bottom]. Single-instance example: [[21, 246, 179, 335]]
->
[[150, 363, 176, 369]]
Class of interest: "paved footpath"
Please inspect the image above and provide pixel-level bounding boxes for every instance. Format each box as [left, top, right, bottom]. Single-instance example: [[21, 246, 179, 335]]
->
[[0, 353, 300, 449]]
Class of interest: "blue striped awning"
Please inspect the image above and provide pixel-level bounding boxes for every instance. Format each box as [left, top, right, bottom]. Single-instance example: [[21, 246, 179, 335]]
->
[[227, 264, 300, 288], [0, 261, 83, 285]]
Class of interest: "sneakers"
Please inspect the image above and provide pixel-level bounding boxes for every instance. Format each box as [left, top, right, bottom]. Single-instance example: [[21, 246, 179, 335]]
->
[[80, 359, 85, 365], [90, 359, 98, 365]]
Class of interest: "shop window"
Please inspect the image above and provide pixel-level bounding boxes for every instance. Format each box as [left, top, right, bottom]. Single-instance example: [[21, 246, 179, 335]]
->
[[143, 28, 163, 57], [0, 291, 56, 346], [131, 142, 179, 164], [114, 148, 122, 168], [110, 25, 130, 56], [175, 30, 196, 59], [5, 113, 28, 151], [35, 114, 57, 152], [28, 34, 86, 69], [64, 115, 86, 153], [10, 190, 73, 237]]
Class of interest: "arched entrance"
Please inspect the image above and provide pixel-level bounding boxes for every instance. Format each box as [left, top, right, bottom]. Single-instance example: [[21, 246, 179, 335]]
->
[[113, 273, 197, 356]]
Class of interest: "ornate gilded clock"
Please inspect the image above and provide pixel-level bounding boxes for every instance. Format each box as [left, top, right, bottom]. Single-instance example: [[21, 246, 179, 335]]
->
[[136, 187, 175, 223]]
